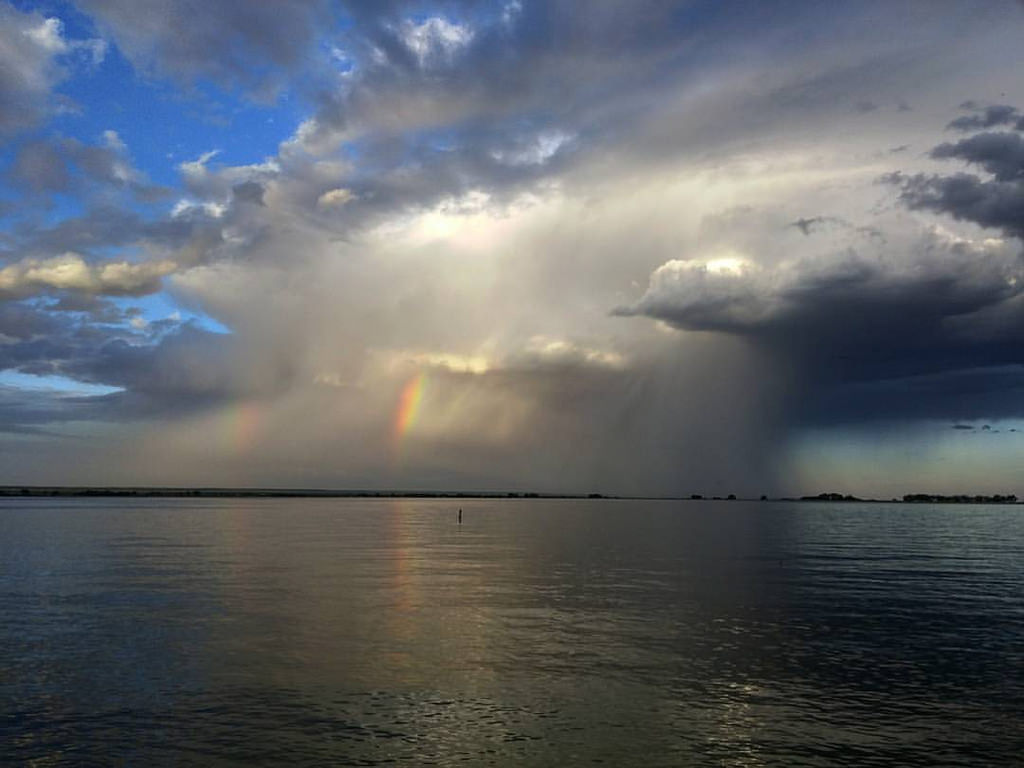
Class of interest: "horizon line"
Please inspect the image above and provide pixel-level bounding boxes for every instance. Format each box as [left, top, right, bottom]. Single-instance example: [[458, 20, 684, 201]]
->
[[0, 486, 1020, 504]]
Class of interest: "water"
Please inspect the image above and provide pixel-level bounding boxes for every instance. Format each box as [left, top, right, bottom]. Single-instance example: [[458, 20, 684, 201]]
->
[[2, 497, 1022, 766]]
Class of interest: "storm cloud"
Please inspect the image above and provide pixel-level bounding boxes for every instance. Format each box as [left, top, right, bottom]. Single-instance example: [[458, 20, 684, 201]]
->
[[3, 1, 1024, 495], [621, 109, 1024, 429]]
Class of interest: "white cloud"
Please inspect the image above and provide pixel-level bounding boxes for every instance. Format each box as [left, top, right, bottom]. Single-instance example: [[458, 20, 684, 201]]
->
[[492, 130, 575, 166], [178, 149, 221, 180], [501, 1, 523, 29], [383, 349, 491, 375], [171, 199, 227, 218], [0, 7, 66, 135], [316, 187, 356, 208], [23, 17, 67, 54], [519, 336, 625, 369], [0, 7, 106, 137], [399, 17, 474, 67]]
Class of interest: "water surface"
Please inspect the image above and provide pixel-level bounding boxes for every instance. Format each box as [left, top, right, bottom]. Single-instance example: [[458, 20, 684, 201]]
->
[[2, 498, 1022, 765]]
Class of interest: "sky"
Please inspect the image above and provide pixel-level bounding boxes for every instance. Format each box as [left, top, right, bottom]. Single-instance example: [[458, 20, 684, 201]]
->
[[2, 0, 1024, 497]]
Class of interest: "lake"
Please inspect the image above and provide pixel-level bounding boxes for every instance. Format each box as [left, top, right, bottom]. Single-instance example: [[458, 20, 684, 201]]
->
[[2, 497, 1022, 765]]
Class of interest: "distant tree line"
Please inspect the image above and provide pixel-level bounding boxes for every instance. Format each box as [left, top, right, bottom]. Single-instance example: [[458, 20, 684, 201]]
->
[[902, 494, 1018, 504], [795, 491, 1019, 504], [800, 492, 862, 501]]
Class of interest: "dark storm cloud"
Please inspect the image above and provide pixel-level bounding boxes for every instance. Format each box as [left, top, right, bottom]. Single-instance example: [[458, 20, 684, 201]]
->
[[947, 103, 1024, 132], [930, 132, 1024, 181], [889, 107, 1024, 240], [620, 244, 1024, 424], [889, 171, 1024, 240], [805, 366, 1024, 425], [620, 108, 1024, 425], [619, 242, 1023, 362]]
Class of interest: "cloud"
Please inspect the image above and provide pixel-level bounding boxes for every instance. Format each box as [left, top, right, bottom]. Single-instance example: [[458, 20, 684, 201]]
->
[[0, 5, 70, 136], [397, 16, 474, 68], [0, 253, 176, 299], [930, 132, 1024, 182], [619, 105, 1024, 427], [491, 130, 574, 167], [888, 166, 1024, 244], [231, 181, 266, 207], [789, 216, 848, 236], [619, 229, 1024, 424], [0, 298, 290, 430], [0, 5, 107, 137], [74, 0, 332, 96], [888, 103, 1024, 240], [8, 131, 165, 199], [289, 0, 712, 156], [947, 103, 1024, 132], [619, 234, 1021, 342], [10, 205, 203, 260], [316, 187, 355, 208], [0, 383, 100, 435], [62, 324, 292, 406], [6, 2, 1024, 494]]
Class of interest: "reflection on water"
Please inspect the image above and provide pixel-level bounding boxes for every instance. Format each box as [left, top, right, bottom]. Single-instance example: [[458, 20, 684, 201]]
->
[[1, 498, 1022, 765]]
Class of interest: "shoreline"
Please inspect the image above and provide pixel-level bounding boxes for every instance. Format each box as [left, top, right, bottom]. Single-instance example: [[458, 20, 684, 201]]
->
[[0, 487, 1019, 503]]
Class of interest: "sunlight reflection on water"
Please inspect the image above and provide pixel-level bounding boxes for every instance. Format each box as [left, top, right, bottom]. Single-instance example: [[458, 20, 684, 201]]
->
[[1, 497, 1022, 765]]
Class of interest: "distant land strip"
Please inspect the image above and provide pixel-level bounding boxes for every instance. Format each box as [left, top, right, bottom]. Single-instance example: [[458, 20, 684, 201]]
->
[[0, 486, 587, 499], [795, 492, 1019, 504], [0, 487, 1019, 503]]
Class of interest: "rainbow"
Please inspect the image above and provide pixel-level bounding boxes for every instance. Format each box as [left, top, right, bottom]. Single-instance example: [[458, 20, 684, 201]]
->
[[393, 372, 426, 452], [222, 400, 262, 455]]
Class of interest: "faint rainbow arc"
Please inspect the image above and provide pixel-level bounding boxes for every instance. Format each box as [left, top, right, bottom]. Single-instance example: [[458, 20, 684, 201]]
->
[[223, 400, 262, 455]]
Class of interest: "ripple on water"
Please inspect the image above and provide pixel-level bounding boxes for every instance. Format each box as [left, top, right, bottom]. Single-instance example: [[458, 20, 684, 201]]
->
[[1, 498, 1022, 765]]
